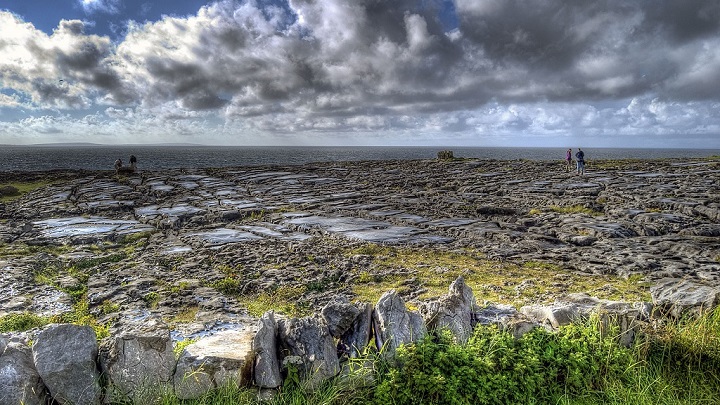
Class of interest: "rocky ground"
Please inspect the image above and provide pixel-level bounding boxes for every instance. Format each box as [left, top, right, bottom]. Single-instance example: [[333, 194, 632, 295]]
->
[[1, 157, 719, 340]]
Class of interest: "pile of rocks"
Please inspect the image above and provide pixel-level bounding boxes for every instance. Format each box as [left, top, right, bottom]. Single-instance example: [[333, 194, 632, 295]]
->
[[3, 275, 714, 404]]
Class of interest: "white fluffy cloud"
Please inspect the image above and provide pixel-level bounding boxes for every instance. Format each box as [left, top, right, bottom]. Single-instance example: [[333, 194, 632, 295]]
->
[[1, 0, 720, 146]]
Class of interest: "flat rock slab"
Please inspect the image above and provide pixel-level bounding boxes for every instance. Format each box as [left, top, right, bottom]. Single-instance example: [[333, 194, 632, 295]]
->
[[284, 215, 452, 244], [33, 217, 153, 239], [174, 329, 256, 399]]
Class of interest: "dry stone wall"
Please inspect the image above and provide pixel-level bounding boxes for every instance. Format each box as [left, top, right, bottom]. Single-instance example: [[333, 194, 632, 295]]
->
[[0, 276, 717, 403]]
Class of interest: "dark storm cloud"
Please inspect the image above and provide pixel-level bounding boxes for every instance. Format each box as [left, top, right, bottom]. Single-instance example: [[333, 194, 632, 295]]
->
[[454, 0, 720, 102], [642, 0, 720, 43]]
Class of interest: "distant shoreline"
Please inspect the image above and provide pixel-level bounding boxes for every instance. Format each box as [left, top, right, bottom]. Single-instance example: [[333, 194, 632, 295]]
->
[[0, 155, 718, 184]]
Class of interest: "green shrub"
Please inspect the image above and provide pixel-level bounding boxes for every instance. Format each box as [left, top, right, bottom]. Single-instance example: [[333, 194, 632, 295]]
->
[[213, 277, 241, 295], [373, 319, 631, 405], [0, 312, 50, 332]]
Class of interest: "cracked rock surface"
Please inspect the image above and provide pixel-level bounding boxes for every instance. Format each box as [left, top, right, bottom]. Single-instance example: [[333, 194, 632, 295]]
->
[[1, 158, 719, 333]]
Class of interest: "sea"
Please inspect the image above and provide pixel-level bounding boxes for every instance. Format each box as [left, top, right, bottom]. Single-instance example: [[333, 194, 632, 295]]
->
[[0, 145, 718, 172]]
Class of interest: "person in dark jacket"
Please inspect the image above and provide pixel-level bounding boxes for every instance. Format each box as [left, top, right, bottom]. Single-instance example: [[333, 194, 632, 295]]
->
[[575, 148, 585, 175]]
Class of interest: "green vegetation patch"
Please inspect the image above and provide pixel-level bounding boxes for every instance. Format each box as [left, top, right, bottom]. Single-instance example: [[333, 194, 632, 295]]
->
[[174, 338, 198, 359], [375, 319, 632, 404], [0, 243, 71, 258], [50, 296, 110, 340], [549, 204, 604, 216], [0, 180, 52, 202], [0, 312, 50, 332], [348, 245, 649, 307], [238, 285, 311, 318], [164, 306, 199, 328]]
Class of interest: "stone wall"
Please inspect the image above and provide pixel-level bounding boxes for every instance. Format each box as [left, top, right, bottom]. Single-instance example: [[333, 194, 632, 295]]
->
[[0, 276, 715, 404]]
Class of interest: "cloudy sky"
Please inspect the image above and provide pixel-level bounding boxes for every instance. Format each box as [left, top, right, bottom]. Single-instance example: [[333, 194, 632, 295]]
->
[[1, 0, 720, 147]]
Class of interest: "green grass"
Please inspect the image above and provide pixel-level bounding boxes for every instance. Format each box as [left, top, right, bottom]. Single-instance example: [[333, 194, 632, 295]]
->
[[238, 285, 311, 318], [347, 245, 649, 307], [0, 180, 52, 202], [0, 312, 50, 332]]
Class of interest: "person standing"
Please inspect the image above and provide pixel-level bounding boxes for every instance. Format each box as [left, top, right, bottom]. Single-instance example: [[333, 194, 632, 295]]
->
[[565, 148, 572, 172], [575, 148, 585, 175]]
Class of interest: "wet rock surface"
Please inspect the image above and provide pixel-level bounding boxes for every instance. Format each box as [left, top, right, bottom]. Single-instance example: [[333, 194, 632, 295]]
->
[[1, 158, 719, 334]]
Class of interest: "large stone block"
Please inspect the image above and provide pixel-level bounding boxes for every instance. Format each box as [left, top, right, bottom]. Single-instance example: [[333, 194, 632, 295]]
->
[[174, 329, 255, 400], [473, 304, 544, 339], [339, 302, 373, 358], [99, 316, 175, 401], [253, 312, 282, 389], [420, 276, 476, 343], [32, 324, 101, 405], [373, 290, 427, 356], [321, 297, 360, 338], [521, 293, 651, 347], [651, 278, 720, 318], [0, 335, 47, 405], [277, 316, 340, 388]]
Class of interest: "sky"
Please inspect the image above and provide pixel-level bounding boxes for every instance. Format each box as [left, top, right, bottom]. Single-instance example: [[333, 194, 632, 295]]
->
[[1, 0, 720, 147]]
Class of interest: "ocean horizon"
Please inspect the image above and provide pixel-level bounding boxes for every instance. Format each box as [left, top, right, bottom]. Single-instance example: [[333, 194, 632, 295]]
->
[[1, 145, 718, 172]]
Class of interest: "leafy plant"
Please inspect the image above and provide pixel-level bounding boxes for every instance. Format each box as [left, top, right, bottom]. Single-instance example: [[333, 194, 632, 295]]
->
[[143, 292, 161, 308], [213, 277, 242, 295], [174, 338, 197, 359], [373, 318, 632, 404], [0, 312, 50, 332]]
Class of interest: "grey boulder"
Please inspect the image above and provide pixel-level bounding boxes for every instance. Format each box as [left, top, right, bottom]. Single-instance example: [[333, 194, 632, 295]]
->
[[373, 290, 427, 356], [277, 316, 340, 388], [0, 335, 47, 405], [32, 324, 101, 405]]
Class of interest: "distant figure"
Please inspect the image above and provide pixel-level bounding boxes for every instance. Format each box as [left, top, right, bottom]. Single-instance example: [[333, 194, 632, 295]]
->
[[575, 148, 585, 175], [565, 148, 572, 172], [115, 156, 137, 175]]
